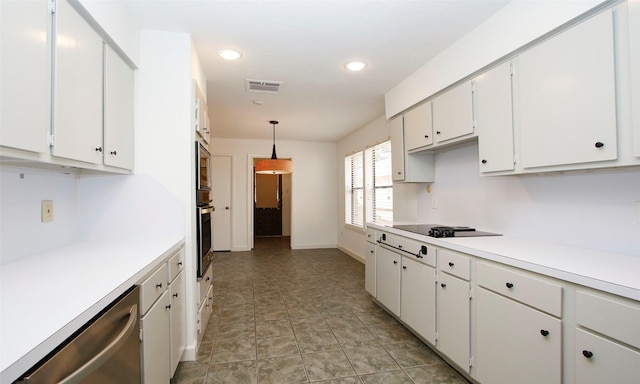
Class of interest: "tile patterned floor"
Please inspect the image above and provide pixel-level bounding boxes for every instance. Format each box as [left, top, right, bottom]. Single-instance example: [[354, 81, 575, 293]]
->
[[171, 247, 469, 384]]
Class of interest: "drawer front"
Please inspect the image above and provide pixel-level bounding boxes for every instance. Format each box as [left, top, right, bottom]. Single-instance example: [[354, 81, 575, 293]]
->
[[140, 263, 168, 315], [381, 232, 435, 267], [575, 328, 640, 384], [199, 262, 213, 304], [365, 227, 377, 244], [477, 262, 562, 317], [437, 249, 470, 280], [197, 285, 214, 337], [167, 246, 185, 283], [576, 291, 640, 349]]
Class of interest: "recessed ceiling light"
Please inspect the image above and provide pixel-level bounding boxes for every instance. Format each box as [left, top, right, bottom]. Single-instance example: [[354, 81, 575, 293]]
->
[[219, 49, 242, 61], [345, 61, 367, 72]]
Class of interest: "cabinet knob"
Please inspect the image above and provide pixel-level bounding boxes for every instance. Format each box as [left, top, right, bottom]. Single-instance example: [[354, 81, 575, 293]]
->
[[393, 260, 398, 265], [424, 135, 429, 138], [165, 304, 171, 310], [155, 283, 163, 289], [110, 150, 117, 156], [594, 142, 604, 148], [540, 329, 549, 337], [206, 276, 211, 281], [506, 282, 514, 288], [173, 293, 179, 298], [436, 131, 441, 135], [370, 250, 374, 254], [448, 262, 454, 267], [481, 159, 487, 164], [402, 266, 407, 270], [178, 261, 183, 266], [441, 283, 447, 288], [582, 350, 594, 359], [397, 171, 402, 175], [95, 147, 103, 152]]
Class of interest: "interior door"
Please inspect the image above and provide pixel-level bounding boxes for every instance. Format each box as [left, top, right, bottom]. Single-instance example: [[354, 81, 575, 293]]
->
[[212, 155, 231, 251]]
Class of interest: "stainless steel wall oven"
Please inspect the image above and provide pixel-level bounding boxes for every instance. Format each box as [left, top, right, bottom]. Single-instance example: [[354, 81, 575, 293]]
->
[[196, 142, 213, 277]]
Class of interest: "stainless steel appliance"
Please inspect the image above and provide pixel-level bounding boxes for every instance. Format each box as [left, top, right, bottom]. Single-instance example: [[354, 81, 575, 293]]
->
[[392, 224, 501, 238], [16, 286, 140, 383], [195, 141, 213, 277]]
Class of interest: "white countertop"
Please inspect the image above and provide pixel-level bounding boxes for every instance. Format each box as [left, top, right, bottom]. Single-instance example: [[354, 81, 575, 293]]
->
[[0, 236, 184, 383], [369, 223, 640, 301]]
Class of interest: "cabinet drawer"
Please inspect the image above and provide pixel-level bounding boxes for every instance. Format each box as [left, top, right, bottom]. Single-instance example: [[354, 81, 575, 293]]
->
[[575, 328, 640, 384], [437, 249, 470, 280], [576, 291, 640, 349], [365, 227, 377, 244], [197, 285, 214, 340], [139, 263, 168, 315], [167, 246, 185, 283], [199, 262, 213, 304], [381, 232, 435, 267], [477, 262, 562, 317]]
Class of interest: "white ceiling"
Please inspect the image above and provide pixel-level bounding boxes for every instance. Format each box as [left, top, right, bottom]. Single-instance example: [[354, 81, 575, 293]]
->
[[123, 0, 509, 142]]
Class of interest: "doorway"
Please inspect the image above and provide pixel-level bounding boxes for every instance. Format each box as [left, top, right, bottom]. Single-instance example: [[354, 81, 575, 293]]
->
[[252, 158, 291, 249]]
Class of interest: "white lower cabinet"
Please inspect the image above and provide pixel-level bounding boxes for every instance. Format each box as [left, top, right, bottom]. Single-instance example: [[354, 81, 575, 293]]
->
[[400, 256, 436, 344], [365, 242, 377, 297], [575, 329, 640, 384], [376, 246, 401, 316], [575, 290, 640, 383], [197, 285, 214, 345], [140, 290, 170, 384], [475, 287, 562, 384], [169, 270, 185, 378], [436, 270, 470, 372]]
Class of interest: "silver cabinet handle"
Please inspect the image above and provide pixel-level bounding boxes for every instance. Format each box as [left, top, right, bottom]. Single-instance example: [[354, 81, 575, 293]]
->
[[58, 304, 138, 384]]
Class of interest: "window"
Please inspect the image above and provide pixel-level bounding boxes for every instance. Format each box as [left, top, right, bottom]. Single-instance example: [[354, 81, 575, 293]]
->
[[365, 140, 393, 225], [345, 151, 364, 227], [345, 139, 393, 228]]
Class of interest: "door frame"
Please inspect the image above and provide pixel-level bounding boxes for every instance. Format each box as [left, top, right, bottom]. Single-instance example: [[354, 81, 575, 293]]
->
[[247, 153, 293, 250]]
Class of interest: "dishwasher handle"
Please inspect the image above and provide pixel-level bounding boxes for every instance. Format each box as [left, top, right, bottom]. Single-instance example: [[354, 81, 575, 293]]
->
[[57, 304, 138, 384]]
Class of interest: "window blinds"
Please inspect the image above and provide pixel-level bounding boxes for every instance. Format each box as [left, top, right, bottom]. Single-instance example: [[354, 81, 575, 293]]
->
[[365, 140, 393, 225], [345, 151, 364, 226]]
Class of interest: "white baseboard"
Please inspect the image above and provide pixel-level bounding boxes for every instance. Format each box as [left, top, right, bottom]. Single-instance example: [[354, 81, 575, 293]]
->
[[338, 244, 365, 264]]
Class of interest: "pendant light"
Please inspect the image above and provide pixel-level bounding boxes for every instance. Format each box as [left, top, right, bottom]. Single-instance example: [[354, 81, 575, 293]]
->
[[255, 120, 292, 174]]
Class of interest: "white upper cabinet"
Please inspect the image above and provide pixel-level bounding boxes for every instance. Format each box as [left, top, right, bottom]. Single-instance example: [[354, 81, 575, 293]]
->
[[0, 0, 50, 154], [52, 0, 104, 164], [475, 62, 515, 174], [390, 116, 435, 183], [516, 9, 617, 169], [403, 102, 433, 151], [104, 45, 134, 170], [432, 81, 474, 144]]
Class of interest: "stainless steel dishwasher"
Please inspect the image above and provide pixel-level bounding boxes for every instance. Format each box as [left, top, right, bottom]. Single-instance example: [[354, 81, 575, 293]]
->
[[16, 286, 141, 383]]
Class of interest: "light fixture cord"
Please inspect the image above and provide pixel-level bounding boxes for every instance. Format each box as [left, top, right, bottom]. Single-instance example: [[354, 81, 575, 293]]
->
[[271, 122, 278, 159]]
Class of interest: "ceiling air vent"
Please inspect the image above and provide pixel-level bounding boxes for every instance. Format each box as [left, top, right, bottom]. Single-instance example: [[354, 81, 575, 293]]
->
[[246, 79, 282, 94]]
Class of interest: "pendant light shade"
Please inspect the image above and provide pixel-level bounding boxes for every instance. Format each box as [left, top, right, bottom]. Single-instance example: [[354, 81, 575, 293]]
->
[[255, 120, 292, 174]]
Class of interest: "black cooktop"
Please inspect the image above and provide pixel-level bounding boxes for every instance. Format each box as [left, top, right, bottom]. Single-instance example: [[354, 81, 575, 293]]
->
[[393, 224, 501, 238]]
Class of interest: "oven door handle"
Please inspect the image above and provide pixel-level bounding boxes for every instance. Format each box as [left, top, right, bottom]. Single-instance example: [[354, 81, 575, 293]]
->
[[57, 304, 138, 384], [199, 206, 215, 214]]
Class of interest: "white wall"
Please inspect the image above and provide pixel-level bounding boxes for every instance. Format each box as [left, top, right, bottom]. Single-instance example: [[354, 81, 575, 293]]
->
[[135, 30, 198, 359], [0, 167, 78, 263], [418, 143, 640, 257], [385, 0, 602, 118], [211, 138, 337, 251]]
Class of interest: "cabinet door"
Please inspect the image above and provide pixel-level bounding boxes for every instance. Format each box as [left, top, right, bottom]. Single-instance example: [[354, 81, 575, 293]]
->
[[475, 288, 562, 384], [432, 81, 474, 144], [169, 270, 186, 378], [517, 9, 617, 169], [365, 242, 376, 297], [575, 328, 640, 384], [376, 246, 401, 316], [404, 102, 433, 151], [104, 45, 134, 170], [52, 0, 103, 164], [630, 0, 640, 157], [476, 62, 515, 173], [141, 291, 170, 384], [390, 116, 405, 181], [0, 0, 50, 153], [436, 272, 470, 372], [401, 257, 436, 344]]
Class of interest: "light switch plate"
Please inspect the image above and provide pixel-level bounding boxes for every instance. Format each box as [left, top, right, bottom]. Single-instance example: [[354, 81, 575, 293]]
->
[[41, 200, 53, 223]]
